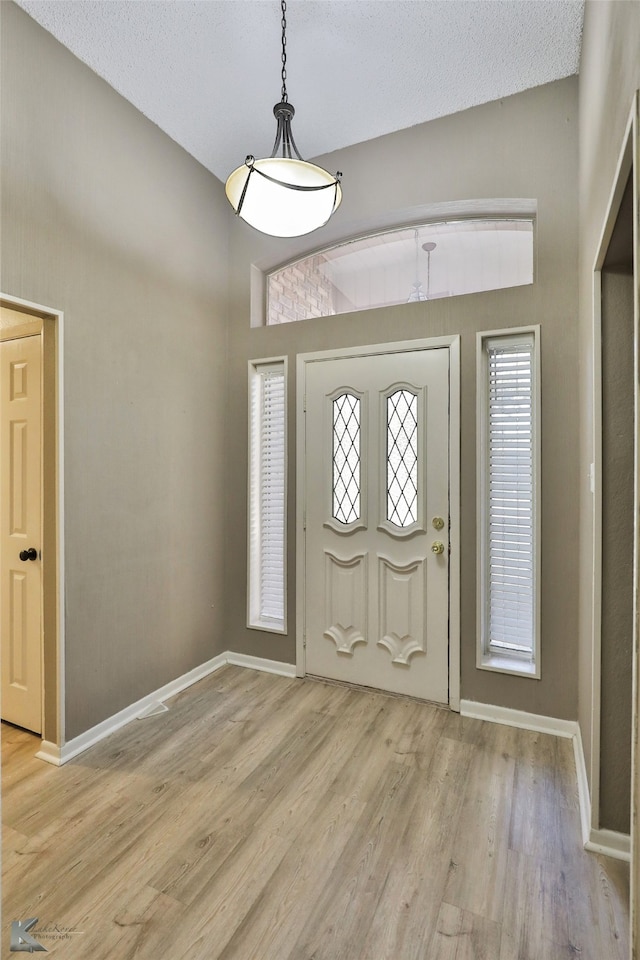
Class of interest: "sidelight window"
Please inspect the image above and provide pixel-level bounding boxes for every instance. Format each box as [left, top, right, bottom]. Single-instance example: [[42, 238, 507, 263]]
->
[[478, 329, 540, 676], [248, 359, 286, 631]]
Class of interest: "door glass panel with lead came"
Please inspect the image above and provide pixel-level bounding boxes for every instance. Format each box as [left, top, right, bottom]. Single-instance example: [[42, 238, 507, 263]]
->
[[387, 389, 418, 526], [332, 393, 361, 524]]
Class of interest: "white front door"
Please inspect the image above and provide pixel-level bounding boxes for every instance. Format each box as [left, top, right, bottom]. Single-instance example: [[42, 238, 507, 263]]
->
[[303, 347, 450, 703], [1, 333, 43, 733]]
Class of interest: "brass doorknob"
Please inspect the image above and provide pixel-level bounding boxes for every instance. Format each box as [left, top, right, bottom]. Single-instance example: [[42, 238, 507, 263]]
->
[[431, 541, 445, 555]]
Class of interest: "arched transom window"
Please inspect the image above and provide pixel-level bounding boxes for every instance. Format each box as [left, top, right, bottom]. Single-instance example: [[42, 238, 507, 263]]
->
[[266, 218, 534, 325]]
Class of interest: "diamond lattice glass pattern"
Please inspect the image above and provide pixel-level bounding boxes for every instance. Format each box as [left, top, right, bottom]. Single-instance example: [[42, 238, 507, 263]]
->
[[387, 390, 418, 526], [333, 394, 361, 524]]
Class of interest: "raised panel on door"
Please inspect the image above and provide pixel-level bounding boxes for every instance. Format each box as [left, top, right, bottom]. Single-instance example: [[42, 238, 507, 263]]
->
[[1, 335, 42, 733], [323, 551, 368, 655], [378, 554, 426, 666], [304, 347, 449, 703]]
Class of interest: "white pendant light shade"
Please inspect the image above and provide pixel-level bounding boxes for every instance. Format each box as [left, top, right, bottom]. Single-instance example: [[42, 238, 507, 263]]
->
[[226, 157, 343, 238]]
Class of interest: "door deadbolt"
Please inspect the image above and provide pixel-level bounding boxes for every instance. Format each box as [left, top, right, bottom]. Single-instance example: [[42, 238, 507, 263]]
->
[[431, 541, 445, 555], [432, 517, 445, 530]]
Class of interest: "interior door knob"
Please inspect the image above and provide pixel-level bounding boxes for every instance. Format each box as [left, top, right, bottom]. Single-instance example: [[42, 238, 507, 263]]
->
[[431, 541, 445, 555], [19, 547, 38, 561]]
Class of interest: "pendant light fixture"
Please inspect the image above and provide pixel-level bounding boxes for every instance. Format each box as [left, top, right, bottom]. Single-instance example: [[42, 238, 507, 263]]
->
[[225, 0, 343, 238], [422, 241, 437, 299], [407, 234, 437, 302], [407, 229, 428, 302]]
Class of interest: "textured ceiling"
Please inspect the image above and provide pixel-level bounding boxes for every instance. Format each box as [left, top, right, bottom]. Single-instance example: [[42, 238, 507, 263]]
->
[[15, 0, 584, 182]]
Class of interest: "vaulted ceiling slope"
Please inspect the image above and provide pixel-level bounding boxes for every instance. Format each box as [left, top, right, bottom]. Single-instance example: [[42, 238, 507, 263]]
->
[[15, 0, 584, 182]]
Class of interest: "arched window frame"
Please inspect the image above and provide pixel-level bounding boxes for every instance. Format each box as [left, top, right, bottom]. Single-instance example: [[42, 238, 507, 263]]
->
[[250, 202, 537, 328]]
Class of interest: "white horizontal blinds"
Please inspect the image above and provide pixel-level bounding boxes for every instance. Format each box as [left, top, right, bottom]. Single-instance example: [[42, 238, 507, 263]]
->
[[486, 335, 535, 655], [251, 363, 285, 626]]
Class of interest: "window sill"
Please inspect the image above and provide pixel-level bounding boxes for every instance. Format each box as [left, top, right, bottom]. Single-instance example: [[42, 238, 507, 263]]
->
[[478, 653, 540, 679], [247, 618, 286, 635]]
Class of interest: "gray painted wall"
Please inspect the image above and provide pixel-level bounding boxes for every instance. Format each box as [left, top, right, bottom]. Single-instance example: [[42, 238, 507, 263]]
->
[[1, 3, 230, 740], [225, 77, 580, 721], [577, 0, 640, 830]]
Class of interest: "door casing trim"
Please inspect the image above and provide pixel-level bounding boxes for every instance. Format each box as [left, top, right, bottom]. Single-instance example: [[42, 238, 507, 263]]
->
[[589, 94, 638, 841], [296, 335, 461, 710]]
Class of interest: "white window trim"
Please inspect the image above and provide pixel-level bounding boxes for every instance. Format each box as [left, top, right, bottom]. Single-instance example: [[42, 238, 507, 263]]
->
[[247, 357, 287, 633], [476, 326, 541, 679]]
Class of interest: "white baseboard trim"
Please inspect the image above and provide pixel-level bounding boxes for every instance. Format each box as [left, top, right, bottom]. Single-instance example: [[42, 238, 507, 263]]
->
[[573, 722, 592, 848], [35, 652, 296, 766], [33, 673, 633, 864], [460, 699, 631, 863], [226, 652, 297, 678], [586, 828, 631, 862], [572, 721, 630, 861], [35, 740, 64, 766], [459, 700, 579, 739], [41, 653, 228, 766]]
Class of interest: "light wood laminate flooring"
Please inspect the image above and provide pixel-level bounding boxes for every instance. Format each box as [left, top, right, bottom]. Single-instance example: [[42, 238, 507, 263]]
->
[[2, 666, 630, 959]]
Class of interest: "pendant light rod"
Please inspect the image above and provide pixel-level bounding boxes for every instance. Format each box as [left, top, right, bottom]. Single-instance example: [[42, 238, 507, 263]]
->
[[407, 228, 427, 301], [423, 241, 437, 300], [270, 3, 302, 161], [280, 0, 289, 103], [270, 102, 302, 160]]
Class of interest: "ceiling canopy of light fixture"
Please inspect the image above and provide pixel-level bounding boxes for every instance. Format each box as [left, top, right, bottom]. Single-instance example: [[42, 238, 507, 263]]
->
[[225, 0, 343, 239]]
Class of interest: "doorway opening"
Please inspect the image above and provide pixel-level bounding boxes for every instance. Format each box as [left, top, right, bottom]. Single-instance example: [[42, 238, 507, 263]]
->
[[296, 335, 461, 709], [590, 94, 639, 948], [598, 172, 634, 838], [0, 296, 63, 752]]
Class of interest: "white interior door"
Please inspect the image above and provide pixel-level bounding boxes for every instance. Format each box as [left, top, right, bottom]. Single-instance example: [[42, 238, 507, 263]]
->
[[1, 334, 43, 733], [304, 347, 450, 702]]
